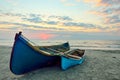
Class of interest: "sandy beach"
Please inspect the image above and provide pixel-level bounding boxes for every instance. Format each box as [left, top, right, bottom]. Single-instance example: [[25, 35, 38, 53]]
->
[[0, 45, 120, 80]]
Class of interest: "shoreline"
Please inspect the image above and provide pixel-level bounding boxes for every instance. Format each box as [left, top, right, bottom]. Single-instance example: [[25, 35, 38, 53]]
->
[[0, 46, 120, 80], [1, 45, 120, 51]]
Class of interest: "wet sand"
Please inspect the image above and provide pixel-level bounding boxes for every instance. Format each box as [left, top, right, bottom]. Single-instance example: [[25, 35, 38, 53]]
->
[[0, 46, 120, 80]]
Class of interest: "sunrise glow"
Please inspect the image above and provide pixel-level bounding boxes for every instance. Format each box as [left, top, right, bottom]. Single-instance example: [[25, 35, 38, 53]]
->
[[38, 33, 56, 40], [0, 0, 120, 40]]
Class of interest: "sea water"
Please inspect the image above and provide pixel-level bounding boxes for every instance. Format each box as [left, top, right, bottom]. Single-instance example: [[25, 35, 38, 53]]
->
[[0, 39, 120, 50]]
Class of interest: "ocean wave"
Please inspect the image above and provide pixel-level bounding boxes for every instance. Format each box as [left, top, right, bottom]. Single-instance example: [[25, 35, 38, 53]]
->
[[1, 39, 120, 50]]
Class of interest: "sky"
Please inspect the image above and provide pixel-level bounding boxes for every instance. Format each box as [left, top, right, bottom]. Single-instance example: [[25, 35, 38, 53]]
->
[[0, 0, 120, 40]]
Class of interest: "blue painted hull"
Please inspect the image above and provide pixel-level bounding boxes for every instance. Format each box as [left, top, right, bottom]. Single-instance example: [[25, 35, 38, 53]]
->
[[10, 32, 70, 75], [10, 32, 85, 75], [61, 56, 84, 70]]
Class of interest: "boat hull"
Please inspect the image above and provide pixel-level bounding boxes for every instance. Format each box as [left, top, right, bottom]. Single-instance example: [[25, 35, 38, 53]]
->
[[61, 56, 84, 70], [10, 32, 85, 75], [10, 32, 69, 75]]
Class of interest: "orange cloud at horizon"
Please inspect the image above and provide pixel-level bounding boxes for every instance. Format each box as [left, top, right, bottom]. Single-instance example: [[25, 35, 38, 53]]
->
[[39, 33, 56, 40], [27, 32, 57, 40], [84, 0, 101, 3], [31, 33, 56, 40], [84, 0, 109, 7]]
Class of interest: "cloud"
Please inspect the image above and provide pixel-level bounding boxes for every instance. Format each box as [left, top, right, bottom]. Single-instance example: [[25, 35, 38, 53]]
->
[[0, 21, 100, 32], [21, 14, 73, 25], [1, 12, 119, 33], [88, 0, 120, 24], [63, 22, 101, 29], [0, 12, 25, 17], [0, 13, 73, 31], [0, 21, 42, 29], [62, 21, 114, 32], [100, 0, 120, 6], [49, 15, 73, 21], [0, 21, 29, 27], [0, 13, 42, 23], [0, 21, 66, 31], [22, 17, 42, 23], [59, 0, 120, 25], [84, 0, 120, 6], [105, 15, 120, 24], [37, 33, 56, 40], [59, 16, 73, 21], [29, 13, 41, 18], [46, 21, 58, 25]]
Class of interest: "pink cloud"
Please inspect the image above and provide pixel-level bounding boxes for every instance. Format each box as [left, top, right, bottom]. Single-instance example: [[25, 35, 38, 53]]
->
[[89, 10, 107, 16], [83, 0, 120, 7], [87, 0, 120, 25], [29, 33, 56, 40], [39, 33, 56, 40]]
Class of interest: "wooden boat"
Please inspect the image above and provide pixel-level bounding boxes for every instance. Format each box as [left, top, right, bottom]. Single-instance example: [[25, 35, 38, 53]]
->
[[10, 32, 85, 75], [61, 49, 85, 70]]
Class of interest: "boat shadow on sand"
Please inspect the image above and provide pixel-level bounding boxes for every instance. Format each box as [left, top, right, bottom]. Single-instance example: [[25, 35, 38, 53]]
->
[[13, 56, 87, 80], [15, 61, 86, 80]]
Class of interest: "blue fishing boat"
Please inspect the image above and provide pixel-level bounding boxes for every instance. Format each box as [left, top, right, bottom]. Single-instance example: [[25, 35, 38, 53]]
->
[[61, 49, 85, 70], [10, 32, 85, 75]]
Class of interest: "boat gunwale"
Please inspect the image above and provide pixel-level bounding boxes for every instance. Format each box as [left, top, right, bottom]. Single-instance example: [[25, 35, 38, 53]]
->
[[9, 32, 85, 75], [10, 32, 67, 74], [18, 33, 70, 56]]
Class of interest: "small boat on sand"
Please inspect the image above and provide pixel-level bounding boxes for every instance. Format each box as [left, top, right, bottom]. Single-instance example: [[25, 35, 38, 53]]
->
[[10, 32, 85, 75]]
